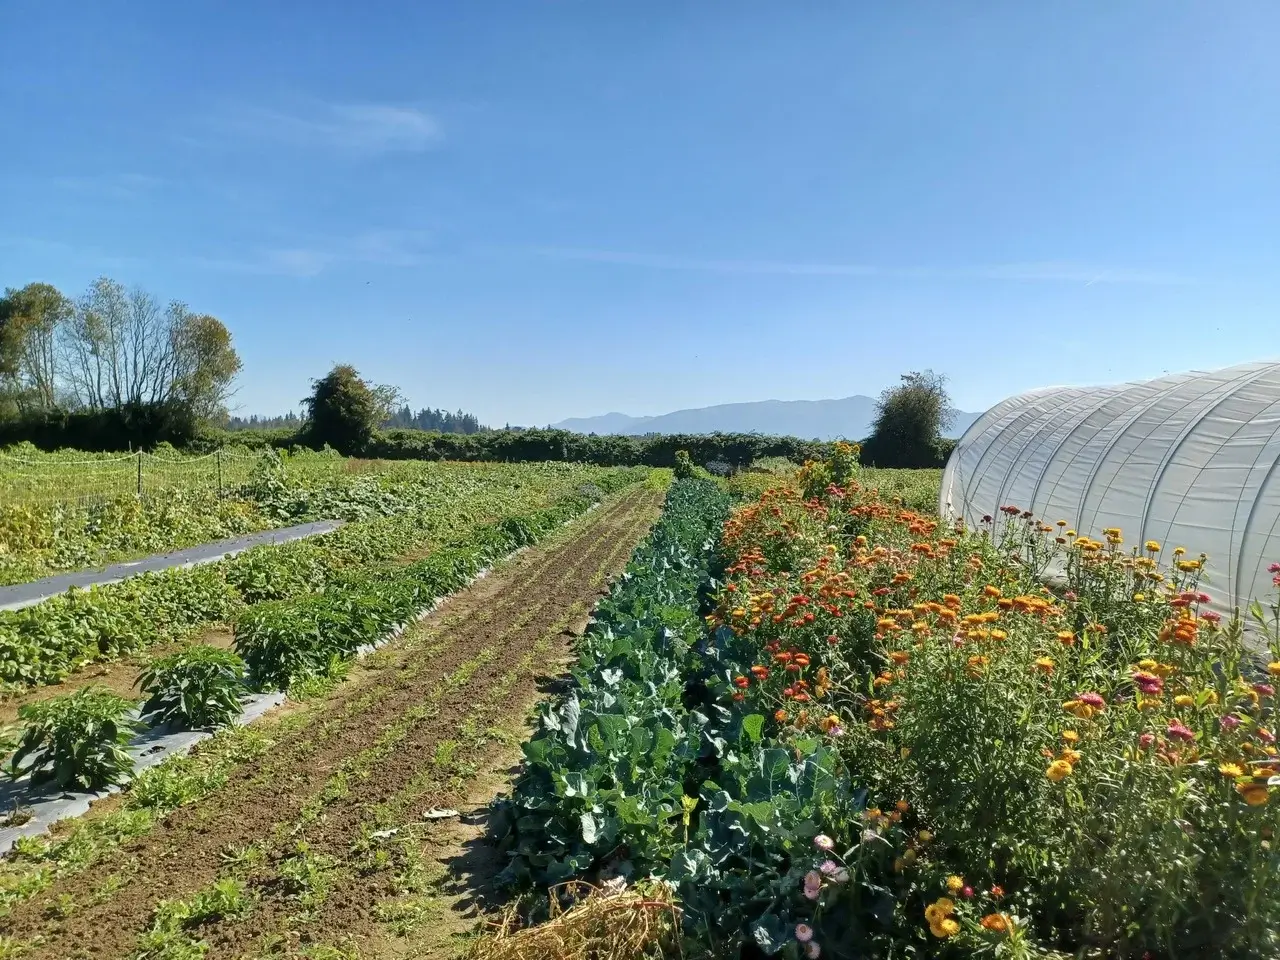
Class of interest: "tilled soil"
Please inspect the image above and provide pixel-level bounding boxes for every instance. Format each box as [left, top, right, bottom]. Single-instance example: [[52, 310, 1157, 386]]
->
[[4, 487, 662, 960]]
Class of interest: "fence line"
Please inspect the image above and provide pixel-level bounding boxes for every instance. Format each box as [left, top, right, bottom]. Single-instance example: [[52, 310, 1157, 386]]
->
[[0, 451, 256, 507]]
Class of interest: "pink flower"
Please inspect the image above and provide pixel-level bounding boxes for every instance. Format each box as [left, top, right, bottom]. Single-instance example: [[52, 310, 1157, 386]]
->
[[1139, 733, 1156, 749], [819, 860, 840, 875], [1259, 728, 1276, 744], [1201, 611, 1222, 625], [803, 871, 822, 900], [1221, 714, 1242, 731], [1078, 692, 1106, 709], [795, 923, 814, 942], [1166, 721, 1196, 743], [813, 834, 834, 851], [1255, 683, 1276, 698], [806, 942, 822, 959], [826, 724, 845, 738], [1064, 591, 1078, 602], [1196, 593, 1211, 604], [1132, 671, 1164, 695], [962, 885, 975, 898], [1268, 562, 1280, 574]]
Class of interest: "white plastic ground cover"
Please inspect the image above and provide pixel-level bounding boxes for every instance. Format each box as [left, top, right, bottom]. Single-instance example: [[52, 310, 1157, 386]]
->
[[941, 361, 1280, 625], [0, 502, 601, 854], [0, 520, 345, 613]]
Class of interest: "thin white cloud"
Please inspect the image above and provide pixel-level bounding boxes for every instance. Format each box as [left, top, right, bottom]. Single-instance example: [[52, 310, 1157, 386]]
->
[[49, 173, 164, 200], [533, 247, 1188, 285], [214, 100, 440, 155], [189, 229, 433, 277]]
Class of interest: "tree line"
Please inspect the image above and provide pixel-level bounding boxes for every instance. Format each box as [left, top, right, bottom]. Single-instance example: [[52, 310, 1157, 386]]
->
[[201, 364, 956, 470], [0, 279, 241, 448], [1, 283, 958, 469]]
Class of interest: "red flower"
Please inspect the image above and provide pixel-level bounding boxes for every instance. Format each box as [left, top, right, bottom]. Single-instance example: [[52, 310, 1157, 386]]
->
[[1166, 721, 1195, 743], [733, 676, 750, 689]]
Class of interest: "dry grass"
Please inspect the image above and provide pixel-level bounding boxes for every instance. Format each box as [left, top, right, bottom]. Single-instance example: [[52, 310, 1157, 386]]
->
[[466, 881, 682, 960]]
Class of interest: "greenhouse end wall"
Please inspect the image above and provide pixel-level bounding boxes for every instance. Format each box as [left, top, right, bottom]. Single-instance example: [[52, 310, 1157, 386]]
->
[[940, 362, 1280, 621]]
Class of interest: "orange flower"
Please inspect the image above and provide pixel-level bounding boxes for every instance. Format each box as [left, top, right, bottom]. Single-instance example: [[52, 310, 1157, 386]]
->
[[980, 913, 1011, 934]]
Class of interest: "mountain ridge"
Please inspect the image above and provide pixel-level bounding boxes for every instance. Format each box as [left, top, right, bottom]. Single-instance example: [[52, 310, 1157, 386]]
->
[[553, 396, 982, 441]]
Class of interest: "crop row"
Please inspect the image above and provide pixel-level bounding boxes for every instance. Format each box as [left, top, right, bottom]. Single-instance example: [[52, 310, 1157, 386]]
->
[[0, 463, 644, 690], [2, 473, 646, 793], [496, 449, 1280, 960], [496, 476, 854, 956]]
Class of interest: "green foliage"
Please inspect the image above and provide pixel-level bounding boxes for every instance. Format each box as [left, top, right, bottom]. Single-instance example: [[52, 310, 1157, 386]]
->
[[234, 487, 616, 692], [301, 363, 399, 455], [0, 462, 642, 691], [860, 369, 955, 468], [196, 425, 833, 472], [138, 645, 247, 730], [5, 687, 139, 790]]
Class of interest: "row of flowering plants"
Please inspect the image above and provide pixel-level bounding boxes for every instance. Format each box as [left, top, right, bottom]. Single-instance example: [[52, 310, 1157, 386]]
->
[[704, 443, 1280, 958]]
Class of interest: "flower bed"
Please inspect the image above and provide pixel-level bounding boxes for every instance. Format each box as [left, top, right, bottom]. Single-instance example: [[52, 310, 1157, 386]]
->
[[703, 446, 1280, 957]]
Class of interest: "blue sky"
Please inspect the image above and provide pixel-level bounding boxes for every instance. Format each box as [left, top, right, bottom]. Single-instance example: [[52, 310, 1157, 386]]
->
[[2, 3, 1278, 427]]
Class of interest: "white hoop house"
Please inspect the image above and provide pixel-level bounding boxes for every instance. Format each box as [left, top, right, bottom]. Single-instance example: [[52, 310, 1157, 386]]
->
[[940, 361, 1280, 618]]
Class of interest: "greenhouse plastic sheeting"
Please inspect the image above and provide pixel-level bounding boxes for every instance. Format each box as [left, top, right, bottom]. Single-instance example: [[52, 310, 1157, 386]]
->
[[940, 361, 1280, 621]]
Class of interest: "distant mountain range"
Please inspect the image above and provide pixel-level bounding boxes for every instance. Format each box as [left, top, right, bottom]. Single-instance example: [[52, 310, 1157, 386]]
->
[[553, 397, 983, 441]]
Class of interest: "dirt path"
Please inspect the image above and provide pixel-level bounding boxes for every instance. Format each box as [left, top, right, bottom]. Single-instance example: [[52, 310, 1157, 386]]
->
[[3, 486, 662, 960]]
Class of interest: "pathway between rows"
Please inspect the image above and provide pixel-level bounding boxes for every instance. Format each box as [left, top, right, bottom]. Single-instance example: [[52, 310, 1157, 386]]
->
[[0, 520, 344, 612]]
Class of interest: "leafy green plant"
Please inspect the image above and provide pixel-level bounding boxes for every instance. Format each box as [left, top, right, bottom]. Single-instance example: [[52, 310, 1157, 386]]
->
[[138, 645, 247, 729], [5, 687, 139, 790]]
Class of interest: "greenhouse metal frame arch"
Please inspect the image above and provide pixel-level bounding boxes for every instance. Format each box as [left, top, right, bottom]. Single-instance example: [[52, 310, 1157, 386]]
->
[[940, 361, 1280, 619]]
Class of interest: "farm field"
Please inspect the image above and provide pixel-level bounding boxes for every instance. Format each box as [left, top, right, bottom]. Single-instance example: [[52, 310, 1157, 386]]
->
[[0, 458, 643, 698], [0, 446, 480, 588], [4, 456, 1277, 960], [0, 480, 664, 959]]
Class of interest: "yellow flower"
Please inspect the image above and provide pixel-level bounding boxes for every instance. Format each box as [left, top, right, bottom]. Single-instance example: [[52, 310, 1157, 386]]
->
[[917, 830, 933, 843], [1034, 656, 1055, 674], [933, 918, 960, 938], [1145, 540, 1161, 553], [1173, 695, 1195, 708], [1046, 759, 1074, 782], [1238, 783, 1270, 806], [1133, 593, 1146, 602], [1057, 630, 1076, 646], [1269, 662, 1280, 677], [1103, 527, 1121, 537], [1062, 730, 1079, 743], [1219, 762, 1245, 778], [946, 875, 965, 894], [1059, 748, 1082, 764], [1138, 659, 1158, 670], [1174, 546, 1186, 556]]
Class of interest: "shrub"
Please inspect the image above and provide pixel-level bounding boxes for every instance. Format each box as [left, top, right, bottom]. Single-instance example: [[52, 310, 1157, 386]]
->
[[138, 645, 247, 729], [5, 687, 139, 790]]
